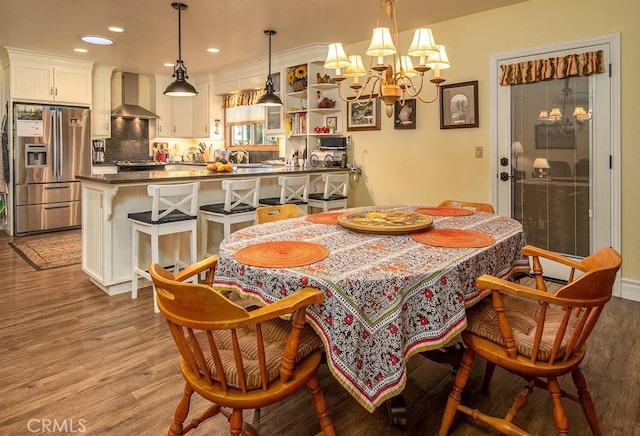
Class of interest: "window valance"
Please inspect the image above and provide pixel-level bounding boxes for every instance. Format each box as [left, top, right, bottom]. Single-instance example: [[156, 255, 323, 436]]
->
[[223, 89, 266, 108], [500, 50, 605, 86]]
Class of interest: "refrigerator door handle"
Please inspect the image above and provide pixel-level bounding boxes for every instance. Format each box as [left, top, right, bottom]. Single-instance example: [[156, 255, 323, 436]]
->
[[50, 107, 58, 178], [56, 107, 64, 178]]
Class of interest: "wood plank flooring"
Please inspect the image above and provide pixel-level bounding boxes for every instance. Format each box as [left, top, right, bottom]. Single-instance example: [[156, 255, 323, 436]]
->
[[1, 229, 639, 435]]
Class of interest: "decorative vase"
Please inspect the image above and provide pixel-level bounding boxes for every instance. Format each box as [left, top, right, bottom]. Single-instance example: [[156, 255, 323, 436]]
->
[[292, 79, 307, 92]]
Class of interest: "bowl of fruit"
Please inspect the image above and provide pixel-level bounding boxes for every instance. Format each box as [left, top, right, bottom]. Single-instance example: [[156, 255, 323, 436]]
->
[[206, 159, 235, 172]]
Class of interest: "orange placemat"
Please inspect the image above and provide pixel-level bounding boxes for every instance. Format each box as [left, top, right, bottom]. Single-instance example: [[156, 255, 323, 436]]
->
[[415, 207, 474, 216], [411, 228, 495, 248], [234, 241, 329, 268], [306, 212, 343, 225]]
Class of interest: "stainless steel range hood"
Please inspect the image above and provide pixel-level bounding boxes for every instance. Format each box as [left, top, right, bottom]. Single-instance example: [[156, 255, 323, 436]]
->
[[111, 72, 158, 119]]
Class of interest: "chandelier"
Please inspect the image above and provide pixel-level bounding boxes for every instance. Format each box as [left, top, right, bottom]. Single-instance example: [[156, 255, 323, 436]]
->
[[537, 78, 590, 131], [323, 0, 451, 117]]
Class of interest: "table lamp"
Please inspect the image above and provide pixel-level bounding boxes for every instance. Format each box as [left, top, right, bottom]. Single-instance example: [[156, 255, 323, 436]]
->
[[532, 157, 550, 178]]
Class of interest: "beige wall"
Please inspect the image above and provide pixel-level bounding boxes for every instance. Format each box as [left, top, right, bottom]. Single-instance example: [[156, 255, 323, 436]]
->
[[345, 0, 639, 280]]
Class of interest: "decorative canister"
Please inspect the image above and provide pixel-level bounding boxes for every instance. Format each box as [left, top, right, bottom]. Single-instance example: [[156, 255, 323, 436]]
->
[[292, 79, 307, 92]]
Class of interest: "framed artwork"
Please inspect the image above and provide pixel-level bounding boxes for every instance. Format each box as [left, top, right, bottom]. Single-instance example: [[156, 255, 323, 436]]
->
[[439, 81, 479, 129], [347, 95, 381, 131], [394, 99, 416, 129], [534, 124, 576, 149], [326, 116, 338, 130]]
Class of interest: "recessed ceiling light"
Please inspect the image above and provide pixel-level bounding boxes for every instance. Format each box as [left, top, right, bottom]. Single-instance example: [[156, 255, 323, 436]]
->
[[74, 48, 88, 53], [108, 26, 124, 33], [207, 48, 220, 53], [81, 35, 114, 45], [163, 63, 175, 67]]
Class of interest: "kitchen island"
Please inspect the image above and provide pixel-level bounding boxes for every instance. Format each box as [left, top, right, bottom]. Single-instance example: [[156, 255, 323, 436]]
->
[[77, 166, 349, 295]]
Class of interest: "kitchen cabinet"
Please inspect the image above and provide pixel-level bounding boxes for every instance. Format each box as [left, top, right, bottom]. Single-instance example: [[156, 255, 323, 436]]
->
[[91, 165, 118, 175], [1, 48, 93, 105], [194, 84, 210, 138], [284, 62, 343, 160], [91, 65, 115, 138], [151, 74, 194, 138]]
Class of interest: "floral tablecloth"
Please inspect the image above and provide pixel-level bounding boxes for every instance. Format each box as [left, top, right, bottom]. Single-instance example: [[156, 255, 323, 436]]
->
[[214, 205, 529, 412]]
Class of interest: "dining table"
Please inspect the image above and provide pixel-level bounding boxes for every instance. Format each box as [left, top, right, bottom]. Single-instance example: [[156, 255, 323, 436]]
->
[[213, 205, 530, 414]]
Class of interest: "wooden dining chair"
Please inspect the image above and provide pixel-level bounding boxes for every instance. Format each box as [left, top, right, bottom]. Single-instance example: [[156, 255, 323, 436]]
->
[[438, 200, 495, 213], [149, 258, 335, 436], [439, 245, 622, 436], [255, 204, 307, 224]]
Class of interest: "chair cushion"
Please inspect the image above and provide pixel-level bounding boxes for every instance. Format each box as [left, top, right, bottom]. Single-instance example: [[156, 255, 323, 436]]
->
[[200, 203, 257, 215], [260, 197, 308, 206], [466, 293, 578, 361], [308, 193, 347, 201], [192, 318, 323, 390], [128, 210, 196, 224]]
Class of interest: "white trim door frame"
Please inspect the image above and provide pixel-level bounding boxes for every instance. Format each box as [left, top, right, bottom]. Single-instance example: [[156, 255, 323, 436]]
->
[[489, 34, 621, 295]]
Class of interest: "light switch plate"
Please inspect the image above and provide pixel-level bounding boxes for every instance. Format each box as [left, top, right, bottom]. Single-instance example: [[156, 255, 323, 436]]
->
[[475, 146, 483, 158]]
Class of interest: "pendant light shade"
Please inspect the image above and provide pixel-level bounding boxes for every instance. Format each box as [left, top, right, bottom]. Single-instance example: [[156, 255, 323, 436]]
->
[[257, 30, 283, 107], [164, 2, 197, 97]]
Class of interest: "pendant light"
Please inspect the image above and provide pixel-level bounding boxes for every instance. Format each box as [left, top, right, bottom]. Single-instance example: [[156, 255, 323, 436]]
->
[[257, 30, 283, 106], [164, 2, 197, 97]]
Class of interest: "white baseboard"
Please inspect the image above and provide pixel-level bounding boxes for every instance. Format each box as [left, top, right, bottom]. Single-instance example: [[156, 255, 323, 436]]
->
[[620, 277, 640, 302]]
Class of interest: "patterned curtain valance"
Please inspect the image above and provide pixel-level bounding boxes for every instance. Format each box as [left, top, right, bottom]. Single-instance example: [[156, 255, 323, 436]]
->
[[500, 50, 605, 86], [223, 89, 266, 108]]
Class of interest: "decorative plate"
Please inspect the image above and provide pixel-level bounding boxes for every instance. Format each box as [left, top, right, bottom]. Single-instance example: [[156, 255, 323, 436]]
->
[[338, 210, 433, 235], [415, 207, 474, 216], [234, 241, 329, 268], [411, 228, 495, 248], [306, 212, 343, 225]]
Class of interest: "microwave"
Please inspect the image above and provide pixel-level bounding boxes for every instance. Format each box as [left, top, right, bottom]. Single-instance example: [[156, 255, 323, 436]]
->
[[319, 136, 346, 150]]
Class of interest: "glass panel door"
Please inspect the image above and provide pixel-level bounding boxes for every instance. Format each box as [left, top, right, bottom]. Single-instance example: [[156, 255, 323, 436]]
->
[[511, 76, 591, 258], [495, 40, 614, 280]]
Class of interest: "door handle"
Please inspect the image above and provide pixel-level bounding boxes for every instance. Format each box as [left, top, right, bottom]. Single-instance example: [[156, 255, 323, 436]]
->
[[44, 185, 71, 190], [500, 172, 510, 181], [45, 205, 70, 210]]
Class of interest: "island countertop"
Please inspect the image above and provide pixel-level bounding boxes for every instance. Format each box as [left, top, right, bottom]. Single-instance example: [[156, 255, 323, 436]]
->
[[77, 166, 348, 185]]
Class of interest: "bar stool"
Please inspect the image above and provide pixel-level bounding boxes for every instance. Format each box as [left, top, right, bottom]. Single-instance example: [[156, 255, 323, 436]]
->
[[199, 178, 261, 258], [307, 173, 349, 212], [128, 182, 200, 313], [260, 175, 310, 212]]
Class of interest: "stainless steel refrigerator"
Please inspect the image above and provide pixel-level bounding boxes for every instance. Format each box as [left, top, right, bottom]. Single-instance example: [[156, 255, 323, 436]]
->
[[13, 104, 91, 235]]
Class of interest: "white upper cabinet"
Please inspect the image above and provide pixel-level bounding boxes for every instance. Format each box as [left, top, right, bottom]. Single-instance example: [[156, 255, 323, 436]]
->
[[91, 65, 115, 138], [2, 48, 93, 105], [171, 96, 194, 138], [151, 74, 194, 138], [194, 84, 210, 138]]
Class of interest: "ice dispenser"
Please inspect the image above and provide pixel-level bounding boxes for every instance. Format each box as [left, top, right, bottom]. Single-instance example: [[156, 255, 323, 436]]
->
[[25, 144, 47, 167]]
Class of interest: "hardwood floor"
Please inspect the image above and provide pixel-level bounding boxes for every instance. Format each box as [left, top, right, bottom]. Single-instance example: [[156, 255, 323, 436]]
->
[[1, 229, 639, 435]]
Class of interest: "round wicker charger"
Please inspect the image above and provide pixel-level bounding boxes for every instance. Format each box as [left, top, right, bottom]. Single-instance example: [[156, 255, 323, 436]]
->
[[234, 241, 329, 268], [411, 228, 495, 248], [415, 207, 474, 217], [306, 212, 343, 225]]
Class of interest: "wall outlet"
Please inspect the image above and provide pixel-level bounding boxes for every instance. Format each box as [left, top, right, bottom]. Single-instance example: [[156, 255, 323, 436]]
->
[[475, 146, 483, 158], [346, 135, 352, 149]]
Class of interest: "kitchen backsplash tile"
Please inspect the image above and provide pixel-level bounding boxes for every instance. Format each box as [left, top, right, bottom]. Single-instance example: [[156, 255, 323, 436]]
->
[[106, 118, 150, 162]]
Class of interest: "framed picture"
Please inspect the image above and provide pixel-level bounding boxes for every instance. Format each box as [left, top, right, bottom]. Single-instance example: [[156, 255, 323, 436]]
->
[[347, 95, 381, 131], [326, 116, 338, 130], [535, 124, 576, 149], [439, 81, 479, 129], [394, 99, 416, 130]]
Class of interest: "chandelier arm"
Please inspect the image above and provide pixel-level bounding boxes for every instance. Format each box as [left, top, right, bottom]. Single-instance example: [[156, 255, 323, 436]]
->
[[400, 75, 425, 97], [336, 75, 379, 104], [413, 85, 440, 104]]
